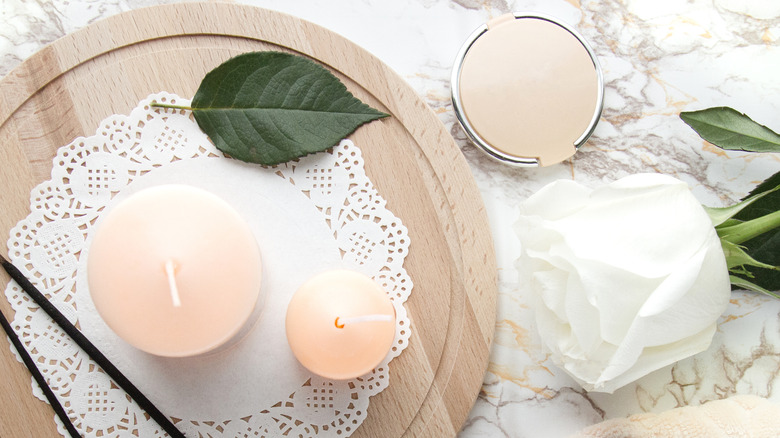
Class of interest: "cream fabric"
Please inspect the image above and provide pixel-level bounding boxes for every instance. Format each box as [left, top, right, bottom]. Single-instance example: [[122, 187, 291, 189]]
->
[[571, 395, 780, 438]]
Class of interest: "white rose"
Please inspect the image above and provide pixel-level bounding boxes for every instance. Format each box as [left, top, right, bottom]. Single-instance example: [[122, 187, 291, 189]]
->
[[515, 174, 731, 393]]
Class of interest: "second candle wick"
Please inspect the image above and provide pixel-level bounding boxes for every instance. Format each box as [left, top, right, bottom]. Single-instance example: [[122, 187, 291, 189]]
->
[[335, 314, 393, 329]]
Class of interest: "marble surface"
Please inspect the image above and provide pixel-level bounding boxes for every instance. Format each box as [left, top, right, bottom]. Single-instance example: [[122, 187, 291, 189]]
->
[[2, 0, 779, 437]]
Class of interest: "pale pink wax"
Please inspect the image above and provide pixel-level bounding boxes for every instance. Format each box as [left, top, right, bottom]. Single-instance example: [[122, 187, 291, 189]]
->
[[87, 185, 262, 357], [285, 270, 396, 380]]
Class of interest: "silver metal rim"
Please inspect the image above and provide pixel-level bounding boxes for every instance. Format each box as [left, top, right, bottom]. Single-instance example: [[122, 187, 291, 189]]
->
[[451, 12, 605, 167]]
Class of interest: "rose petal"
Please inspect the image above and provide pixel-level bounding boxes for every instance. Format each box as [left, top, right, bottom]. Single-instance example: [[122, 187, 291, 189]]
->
[[602, 173, 683, 190], [526, 251, 605, 356], [638, 243, 708, 317], [591, 323, 717, 393], [596, 245, 728, 386], [519, 179, 592, 220], [532, 268, 569, 321], [555, 176, 713, 278], [633, 240, 730, 347], [564, 273, 603, 355], [515, 174, 732, 393], [571, 257, 659, 345]]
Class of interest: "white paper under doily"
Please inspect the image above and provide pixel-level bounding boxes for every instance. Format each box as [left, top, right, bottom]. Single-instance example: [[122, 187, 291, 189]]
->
[[4, 92, 413, 437]]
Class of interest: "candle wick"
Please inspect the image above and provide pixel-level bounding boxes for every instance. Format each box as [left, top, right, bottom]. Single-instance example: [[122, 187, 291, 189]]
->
[[335, 314, 393, 329], [164, 260, 182, 308]]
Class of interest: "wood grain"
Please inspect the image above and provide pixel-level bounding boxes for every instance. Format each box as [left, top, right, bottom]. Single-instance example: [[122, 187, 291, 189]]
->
[[0, 3, 496, 437]]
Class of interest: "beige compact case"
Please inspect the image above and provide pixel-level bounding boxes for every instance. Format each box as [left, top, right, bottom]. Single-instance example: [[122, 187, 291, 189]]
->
[[451, 13, 604, 167]]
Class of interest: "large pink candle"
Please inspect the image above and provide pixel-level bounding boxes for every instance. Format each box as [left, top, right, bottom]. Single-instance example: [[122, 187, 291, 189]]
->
[[285, 270, 396, 380], [87, 185, 262, 357]]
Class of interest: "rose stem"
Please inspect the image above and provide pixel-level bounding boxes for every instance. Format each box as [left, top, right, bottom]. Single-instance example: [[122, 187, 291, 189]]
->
[[718, 210, 780, 245]]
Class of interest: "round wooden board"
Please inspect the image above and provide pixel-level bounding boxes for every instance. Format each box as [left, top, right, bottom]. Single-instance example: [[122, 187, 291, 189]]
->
[[0, 3, 496, 437]]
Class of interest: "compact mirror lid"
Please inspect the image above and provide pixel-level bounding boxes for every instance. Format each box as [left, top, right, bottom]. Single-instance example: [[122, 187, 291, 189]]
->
[[451, 13, 604, 167]]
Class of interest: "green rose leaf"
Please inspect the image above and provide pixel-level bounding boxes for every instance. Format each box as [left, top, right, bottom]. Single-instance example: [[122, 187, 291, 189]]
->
[[728, 231, 780, 293], [704, 181, 780, 227], [681, 107, 780, 294], [739, 170, 780, 217], [721, 239, 777, 272], [680, 107, 780, 153], [158, 51, 389, 165], [729, 172, 780, 292], [729, 275, 780, 300]]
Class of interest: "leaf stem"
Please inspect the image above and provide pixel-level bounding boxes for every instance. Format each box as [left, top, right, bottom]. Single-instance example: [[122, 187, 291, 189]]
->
[[150, 101, 194, 111], [717, 210, 780, 245]]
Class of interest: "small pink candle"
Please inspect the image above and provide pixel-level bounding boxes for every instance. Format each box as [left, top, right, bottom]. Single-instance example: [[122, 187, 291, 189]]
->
[[87, 185, 262, 357], [285, 270, 396, 380]]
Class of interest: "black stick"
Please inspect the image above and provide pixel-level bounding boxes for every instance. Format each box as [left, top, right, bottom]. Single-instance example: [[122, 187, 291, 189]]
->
[[0, 306, 81, 438], [0, 254, 185, 438]]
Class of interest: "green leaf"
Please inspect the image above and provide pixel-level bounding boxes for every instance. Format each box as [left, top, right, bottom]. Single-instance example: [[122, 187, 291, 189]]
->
[[729, 173, 780, 292], [185, 51, 388, 165], [680, 107, 780, 153], [704, 183, 780, 226], [737, 171, 780, 220], [680, 107, 780, 295], [729, 275, 780, 299], [727, 223, 780, 292], [721, 240, 778, 271]]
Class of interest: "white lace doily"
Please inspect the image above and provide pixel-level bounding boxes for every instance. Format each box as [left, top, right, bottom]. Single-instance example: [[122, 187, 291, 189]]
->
[[4, 92, 413, 437]]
